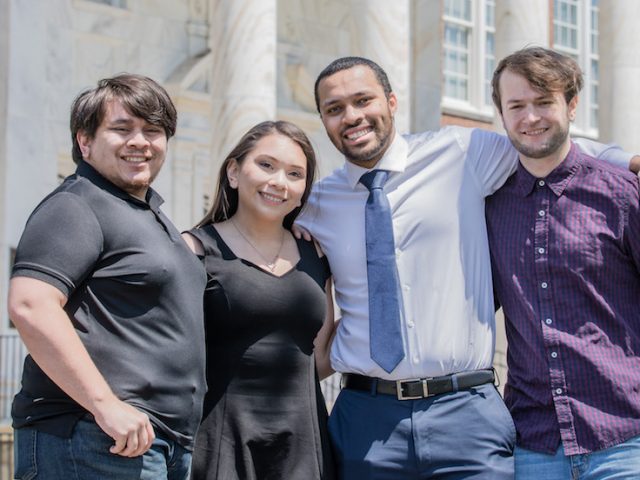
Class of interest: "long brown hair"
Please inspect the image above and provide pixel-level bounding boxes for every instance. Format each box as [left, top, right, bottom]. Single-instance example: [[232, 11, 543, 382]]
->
[[197, 120, 317, 230]]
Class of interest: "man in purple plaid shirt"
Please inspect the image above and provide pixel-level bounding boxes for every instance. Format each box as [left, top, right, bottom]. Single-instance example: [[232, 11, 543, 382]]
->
[[486, 46, 640, 478]]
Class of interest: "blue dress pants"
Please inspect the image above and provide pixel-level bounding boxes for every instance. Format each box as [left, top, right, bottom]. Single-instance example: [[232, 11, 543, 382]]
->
[[328, 382, 515, 479]]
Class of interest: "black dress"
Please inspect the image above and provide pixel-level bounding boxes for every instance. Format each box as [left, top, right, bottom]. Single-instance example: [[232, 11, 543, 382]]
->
[[189, 224, 335, 480]]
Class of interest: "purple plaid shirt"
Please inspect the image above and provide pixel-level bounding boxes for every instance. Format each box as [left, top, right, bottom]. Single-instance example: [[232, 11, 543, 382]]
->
[[486, 143, 640, 455]]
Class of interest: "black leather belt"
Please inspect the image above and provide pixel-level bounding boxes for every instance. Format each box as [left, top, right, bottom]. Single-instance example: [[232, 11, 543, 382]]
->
[[342, 369, 495, 400]]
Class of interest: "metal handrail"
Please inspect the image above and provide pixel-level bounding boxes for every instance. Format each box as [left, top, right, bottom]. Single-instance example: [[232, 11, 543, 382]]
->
[[0, 334, 27, 424]]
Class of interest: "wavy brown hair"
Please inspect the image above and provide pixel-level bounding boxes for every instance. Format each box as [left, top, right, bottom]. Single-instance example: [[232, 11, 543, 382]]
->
[[196, 121, 317, 230], [491, 46, 583, 114]]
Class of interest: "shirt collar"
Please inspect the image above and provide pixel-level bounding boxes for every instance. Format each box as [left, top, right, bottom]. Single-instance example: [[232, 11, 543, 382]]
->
[[344, 132, 408, 189], [76, 160, 164, 210], [512, 142, 581, 198]]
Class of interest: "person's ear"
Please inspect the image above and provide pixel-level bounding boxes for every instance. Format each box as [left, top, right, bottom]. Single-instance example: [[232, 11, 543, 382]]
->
[[226, 159, 239, 189], [568, 95, 578, 122], [388, 92, 398, 116], [77, 131, 92, 160]]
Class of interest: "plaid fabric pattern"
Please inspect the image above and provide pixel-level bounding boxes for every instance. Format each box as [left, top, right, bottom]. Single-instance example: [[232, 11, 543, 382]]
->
[[486, 143, 640, 455]]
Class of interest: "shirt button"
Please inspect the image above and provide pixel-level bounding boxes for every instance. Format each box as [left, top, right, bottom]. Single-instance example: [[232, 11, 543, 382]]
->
[[545, 318, 553, 325], [551, 351, 558, 358], [538, 180, 546, 187], [395, 248, 401, 256], [538, 210, 546, 217], [538, 247, 545, 254], [404, 285, 410, 291], [407, 320, 415, 328], [555, 388, 563, 395], [413, 356, 420, 364], [541, 282, 548, 289]]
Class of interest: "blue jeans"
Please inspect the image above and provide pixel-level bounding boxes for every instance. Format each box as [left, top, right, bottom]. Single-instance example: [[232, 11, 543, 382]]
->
[[515, 435, 640, 479], [13, 418, 191, 480], [329, 382, 515, 479]]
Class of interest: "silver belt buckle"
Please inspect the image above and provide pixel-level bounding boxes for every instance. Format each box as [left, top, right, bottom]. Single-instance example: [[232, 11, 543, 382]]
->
[[396, 378, 429, 400]]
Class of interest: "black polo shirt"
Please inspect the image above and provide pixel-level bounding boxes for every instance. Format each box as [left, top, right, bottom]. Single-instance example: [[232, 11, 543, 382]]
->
[[11, 161, 206, 450]]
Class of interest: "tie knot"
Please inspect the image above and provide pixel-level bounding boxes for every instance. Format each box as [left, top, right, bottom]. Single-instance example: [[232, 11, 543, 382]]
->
[[360, 169, 389, 191]]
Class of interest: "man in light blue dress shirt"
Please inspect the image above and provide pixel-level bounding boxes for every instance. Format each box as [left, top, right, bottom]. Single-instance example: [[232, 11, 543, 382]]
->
[[296, 56, 636, 479]]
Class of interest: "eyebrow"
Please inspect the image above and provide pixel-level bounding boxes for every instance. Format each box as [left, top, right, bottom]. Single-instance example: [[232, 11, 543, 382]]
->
[[107, 117, 135, 125], [321, 91, 372, 108], [321, 98, 341, 109], [254, 154, 277, 162], [255, 154, 306, 170], [505, 92, 555, 104]]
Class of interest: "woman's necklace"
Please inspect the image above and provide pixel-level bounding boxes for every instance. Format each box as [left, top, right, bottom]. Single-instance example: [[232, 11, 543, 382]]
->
[[230, 219, 286, 272]]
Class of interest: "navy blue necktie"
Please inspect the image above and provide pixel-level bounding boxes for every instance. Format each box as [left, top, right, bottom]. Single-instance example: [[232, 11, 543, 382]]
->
[[360, 169, 404, 373]]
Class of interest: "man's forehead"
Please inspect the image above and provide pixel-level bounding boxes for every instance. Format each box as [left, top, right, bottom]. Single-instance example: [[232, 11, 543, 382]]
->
[[318, 66, 382, 102], [500, 71, 558, 99], [102, 99, 148, 124]]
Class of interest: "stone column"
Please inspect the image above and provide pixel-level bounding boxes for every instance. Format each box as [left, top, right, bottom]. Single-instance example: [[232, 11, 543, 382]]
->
[[494, 0, 550, 59], [0, 0, 9, 329], [209, 0, 277, 164], [348, 0, 411, 134], [412, 0, 443, 132], [598, 0, 640, 153]]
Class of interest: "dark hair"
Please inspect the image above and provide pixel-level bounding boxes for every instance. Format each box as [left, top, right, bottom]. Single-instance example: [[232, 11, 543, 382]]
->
[[314, 56, 393, 112], [491, 47, 583, 114], [197, 120, 317, 230], [70, 73, 177, 164]]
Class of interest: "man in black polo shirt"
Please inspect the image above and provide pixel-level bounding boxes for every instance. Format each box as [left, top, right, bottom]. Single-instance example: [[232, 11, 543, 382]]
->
[[8, 74, 206, 479]]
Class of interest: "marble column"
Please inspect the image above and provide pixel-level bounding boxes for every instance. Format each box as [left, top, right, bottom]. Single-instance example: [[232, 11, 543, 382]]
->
[[0, 0, 9, 329], [348, 0, 411, 135], [412, 0, 443, 132], [209, 0, 277, 166], [495, 0, 550, 59], [598, 0, 640, 153]]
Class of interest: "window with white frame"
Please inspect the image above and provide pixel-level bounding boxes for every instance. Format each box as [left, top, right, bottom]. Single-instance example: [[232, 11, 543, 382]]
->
[[553, 0, 599, 136], [442, 0, 495, 119], [484, 0, 496, 109]]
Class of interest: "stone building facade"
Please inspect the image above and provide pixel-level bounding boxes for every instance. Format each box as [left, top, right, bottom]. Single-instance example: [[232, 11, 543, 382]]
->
[[0, 0, 639, 436]]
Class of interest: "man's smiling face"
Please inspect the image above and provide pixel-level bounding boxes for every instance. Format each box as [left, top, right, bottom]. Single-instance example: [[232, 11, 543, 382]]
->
[[499, 68, 576, 166], [317, 64, 397, 169]]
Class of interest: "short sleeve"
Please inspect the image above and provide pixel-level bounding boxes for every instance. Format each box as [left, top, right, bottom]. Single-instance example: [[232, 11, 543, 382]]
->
[[295, 187, 322, 236], [12, 192, 104, 297], [465, 128, 519, 196]]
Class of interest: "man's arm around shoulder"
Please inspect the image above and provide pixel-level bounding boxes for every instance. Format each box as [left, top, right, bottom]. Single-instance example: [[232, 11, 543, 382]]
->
[[8, 276, 155, 457]]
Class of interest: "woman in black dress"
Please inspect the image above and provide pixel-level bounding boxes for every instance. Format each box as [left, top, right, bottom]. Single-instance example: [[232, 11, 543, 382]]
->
[[183, 121, 336, 480]]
